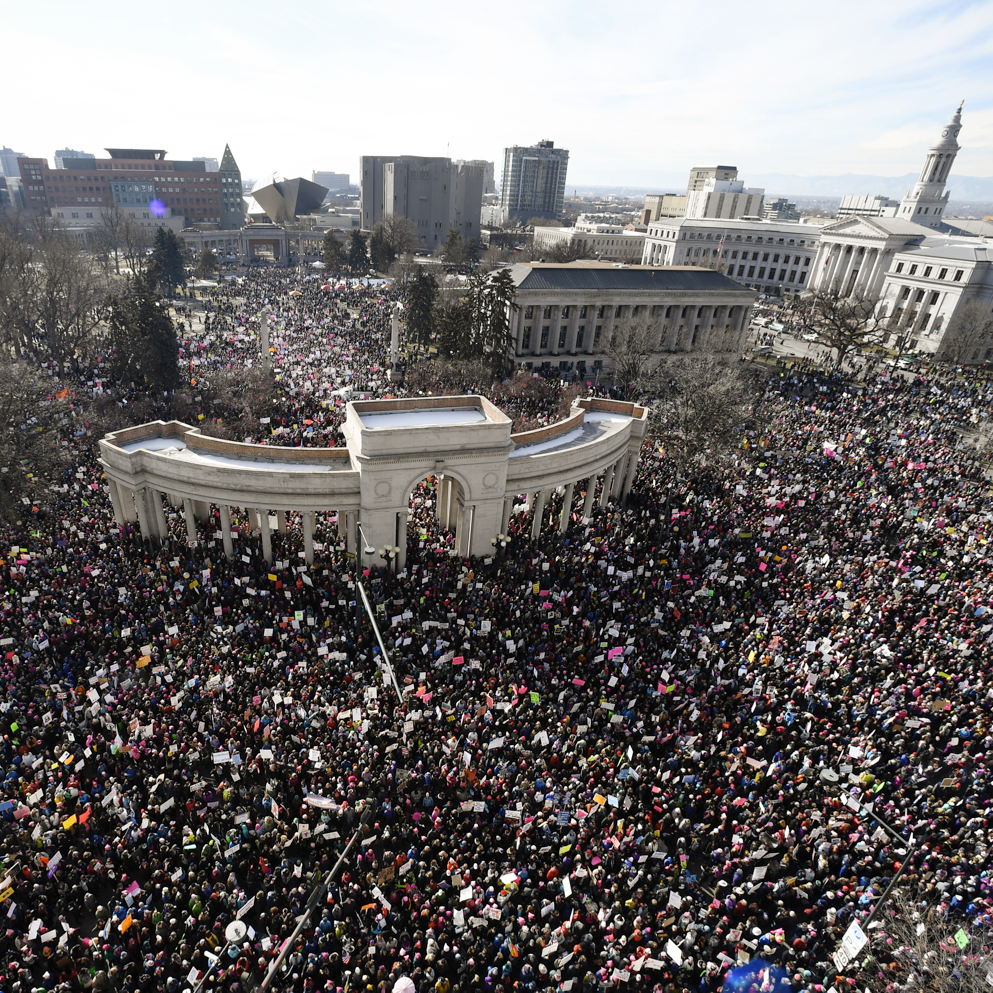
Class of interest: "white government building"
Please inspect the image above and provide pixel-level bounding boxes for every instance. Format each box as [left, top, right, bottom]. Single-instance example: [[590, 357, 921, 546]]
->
[[639, 104, 993, 360]]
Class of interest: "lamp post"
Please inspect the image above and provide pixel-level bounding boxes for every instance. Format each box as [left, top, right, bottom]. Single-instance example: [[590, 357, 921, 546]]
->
[[354, 522, 376, 633], [379, 544, 398, 576], [491, 532, 508, 561]]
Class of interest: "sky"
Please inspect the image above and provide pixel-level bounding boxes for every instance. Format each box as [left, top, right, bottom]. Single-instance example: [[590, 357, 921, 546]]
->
[[4, 0, 993, 190]]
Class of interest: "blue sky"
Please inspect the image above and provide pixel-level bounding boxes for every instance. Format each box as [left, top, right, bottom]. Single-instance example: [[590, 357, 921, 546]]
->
[[5, 0, 992, 187]]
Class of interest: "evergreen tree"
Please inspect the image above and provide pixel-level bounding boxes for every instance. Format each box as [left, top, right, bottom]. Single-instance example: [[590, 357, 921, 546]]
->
[[442, 229, 466, 264], [406, 270, 438, 348], [193, 247, 219, 280], [149, 227, 187, 296], [322, 231, 346, 271], [479, 268, 519, 372], [347, 230, 369, 272], [107, 274, 182, 392], [435, 298, 473, 360]]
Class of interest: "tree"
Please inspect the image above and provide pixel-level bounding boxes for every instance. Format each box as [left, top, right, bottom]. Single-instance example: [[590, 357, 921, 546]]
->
[[938, 299, 993, 365], [645, 356, 761, 467], [477, 267, 518, 372], [347, 229, 369, 272], [106, 274, 182, 392], [0, 218, 108, 371], [371, 215, 417, 270], [0, 363, 70, 523], [148, 227, 187, 296], [859, 890, 991, 993], [442, 229, 478, 265], [804, 284, 883, 366], [435, 296, 474, 360], [322, 230, 346, 272], [605, 319, 668, 390], [406, 270, 437, 348], [541, 239, 593, 263], [193, 246, 219, 280], [92, 202, 151, 277]]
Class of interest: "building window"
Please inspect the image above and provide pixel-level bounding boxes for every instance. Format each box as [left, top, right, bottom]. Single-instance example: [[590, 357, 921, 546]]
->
[[615, 306, 623, 318], [580, 305, 588, 319], [798, 272, 806, 285], [561, 306, 570, 318], [895, 262, 904, 273], [757, 267, 766, 279], [909, 265, 918, 276], [558, 327, 567, 348], [929, 291, 939, 306], [938, 268, 948, 280], [924, 266, 933, 278], [738, 265, 745, 276], [594, 325, 602, 346], [954, 270, 964, 281], [542, 306, 552, 319], [524, 306, 533, 319], [522, 327, 531, 350], [576, 326, 585, 349], [540, 327, 549, 348], [597, 306, 606, 319]]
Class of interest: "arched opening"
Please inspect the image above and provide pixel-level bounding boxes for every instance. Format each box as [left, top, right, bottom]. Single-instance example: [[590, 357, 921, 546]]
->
[[404, 473, 463, 564]]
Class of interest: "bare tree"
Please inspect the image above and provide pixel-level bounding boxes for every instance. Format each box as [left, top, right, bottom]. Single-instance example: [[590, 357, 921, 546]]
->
[[938, 299, 993, 365], [0, 363, 71, 523], [604, 319, 669, 390], [374, 214, 418, 260], [645, 356, 761, 467], [860, 890, 991, 993], [804, 283, 883, 366], [0, 218, 109, 370]]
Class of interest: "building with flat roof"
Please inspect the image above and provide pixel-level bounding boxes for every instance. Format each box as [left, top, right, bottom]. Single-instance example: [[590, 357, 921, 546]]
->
[[532, 216, 646, 263], [642, 216, 823, 296], [55, 148, 95, 170], [837, 194, 899, 219], [644, 193, 688, 222], [500, 141, 569, 222], [313, 171, 350, 196], [687, 165, 738, 193], [16, 146, 243, 229], [507, 261, 755, 376], [361, 155, 483, 249]]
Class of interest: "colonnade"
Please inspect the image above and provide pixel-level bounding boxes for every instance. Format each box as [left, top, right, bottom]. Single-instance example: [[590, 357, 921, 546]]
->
[[105, 479, 360, 566]]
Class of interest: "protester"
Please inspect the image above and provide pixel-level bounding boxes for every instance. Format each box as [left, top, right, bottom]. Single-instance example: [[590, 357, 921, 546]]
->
[[1, 267, 992, 993]]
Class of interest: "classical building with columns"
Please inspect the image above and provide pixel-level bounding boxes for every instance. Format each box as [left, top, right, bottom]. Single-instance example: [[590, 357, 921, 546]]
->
[[507, 261, 755, 377], [97, 395, 648, 569]]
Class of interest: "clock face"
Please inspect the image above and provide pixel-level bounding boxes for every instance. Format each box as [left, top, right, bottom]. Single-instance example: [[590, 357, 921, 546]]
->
[[942, 129, 949, 137]]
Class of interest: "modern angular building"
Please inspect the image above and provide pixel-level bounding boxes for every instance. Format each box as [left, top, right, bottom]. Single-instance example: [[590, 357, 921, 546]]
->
[[250, 173, 328, 224], [499, 140, 569, 223]]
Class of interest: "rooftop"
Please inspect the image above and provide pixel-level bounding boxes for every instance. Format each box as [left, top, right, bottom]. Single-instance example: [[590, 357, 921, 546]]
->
[[509, 261, 750, 293]]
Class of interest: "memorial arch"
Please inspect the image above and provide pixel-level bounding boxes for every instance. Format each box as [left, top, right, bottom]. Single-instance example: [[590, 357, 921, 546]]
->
[[98, 396, 648, 568]]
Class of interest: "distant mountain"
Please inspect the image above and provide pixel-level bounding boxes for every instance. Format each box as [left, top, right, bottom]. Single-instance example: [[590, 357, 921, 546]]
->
[[750, 172, 993, 200]]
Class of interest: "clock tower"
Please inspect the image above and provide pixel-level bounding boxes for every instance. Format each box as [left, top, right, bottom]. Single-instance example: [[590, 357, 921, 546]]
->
[[898, 102, 963, 229]]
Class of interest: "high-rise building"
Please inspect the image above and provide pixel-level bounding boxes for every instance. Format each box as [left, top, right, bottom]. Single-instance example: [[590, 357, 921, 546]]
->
[[684, 178, 764, 220], [763, 197, 800, 221], [218, 144, 245, 231], [499, 140, 569, 222], [313, 171, 350, 195], [686, 165, 738, 193], [55, 149, 95, 170], [0, 147, 25, 178], [644, 193, 688, 222], [16, 147, 231, 227], [360, 156, 483, 249], [897, 102, 963, 229], [193, 156, 219, 173]]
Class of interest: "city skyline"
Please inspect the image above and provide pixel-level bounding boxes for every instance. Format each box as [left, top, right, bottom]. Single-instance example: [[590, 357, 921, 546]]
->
[[5, 0, 993, 190]]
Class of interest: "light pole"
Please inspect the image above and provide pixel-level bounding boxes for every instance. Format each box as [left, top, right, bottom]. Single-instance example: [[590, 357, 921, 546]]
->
[[818, 770, 924, 973], [491, 532, 508, 561], [378, 544, 398, 575]]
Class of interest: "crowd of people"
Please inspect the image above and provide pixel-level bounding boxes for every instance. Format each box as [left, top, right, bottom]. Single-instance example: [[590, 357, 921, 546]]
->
[[2, 268, 993, 993]]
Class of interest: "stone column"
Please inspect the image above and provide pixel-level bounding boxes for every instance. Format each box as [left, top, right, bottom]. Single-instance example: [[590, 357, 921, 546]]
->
[[248, 508, 260, 532], [150, 490, 169, 541], [120, 487, 137, 522], [337, 512, 347, 543], [183, 498, 198, 546], [611, 455, 627, 498], [219, 504, 234, 560], [437, 477, 450, 529], [134, 489, 153, 543], [621, 450, 639, 498], [396, 510, 408, 572], [458, 505, 473, 557], [531, 490, 546, 540], [501, 496, 514, 535], [559, 482, 574, 533], [582, 474, 598, 520], [346, 512, 357, 556], [599, 463, 615, 508], [302, 511, 315, 565], [107, 481, 125, 526], [447, 480, 459, 532], [454, 500, 466, 556], [259, 510, 273, 564], [276, 509, 287, 533]]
